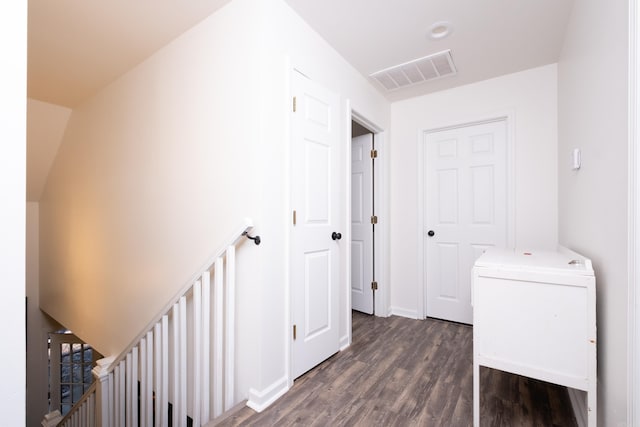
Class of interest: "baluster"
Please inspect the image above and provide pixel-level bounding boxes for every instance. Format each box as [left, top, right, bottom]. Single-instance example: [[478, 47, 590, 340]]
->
[[90, 393, 95, 427], [114, 365, 119, 427], [154, 322, 162, 427], [193, 280, 202, 426], [132, 346, 139, 427], [161, 315, 169, 427], [201, 271, 211, 422], [225, 245, 236, 410], [117, 361, 126, 427], [140, 337, 147, 426], [179, 296, 187, 426], [214, 256, 224, 417], [171, 304, 180, 427], [145, 331, 154, 426], [126, 353, 133, 427]]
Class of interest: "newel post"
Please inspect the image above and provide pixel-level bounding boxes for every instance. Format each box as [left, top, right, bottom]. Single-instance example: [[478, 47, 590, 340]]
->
[[92, 357, 115, 427], [41, 410, 63, 427]]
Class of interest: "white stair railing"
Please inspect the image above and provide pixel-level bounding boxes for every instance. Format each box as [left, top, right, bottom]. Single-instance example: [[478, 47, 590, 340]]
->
[[52, 219, 256, 427]]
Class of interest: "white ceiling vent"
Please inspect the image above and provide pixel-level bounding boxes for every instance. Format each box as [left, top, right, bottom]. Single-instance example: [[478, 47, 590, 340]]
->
[[370, 50, 457, 91]]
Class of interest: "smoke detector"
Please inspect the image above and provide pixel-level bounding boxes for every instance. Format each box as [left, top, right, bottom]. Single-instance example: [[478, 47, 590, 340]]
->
[[428, 21, 453, 40], [369, 50, 457, 92]]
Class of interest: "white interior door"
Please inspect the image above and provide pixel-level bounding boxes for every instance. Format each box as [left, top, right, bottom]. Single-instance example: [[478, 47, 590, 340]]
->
[[291, 71, 341, 379], [425, 120, 507, 324], [351, 134, 374, 314]]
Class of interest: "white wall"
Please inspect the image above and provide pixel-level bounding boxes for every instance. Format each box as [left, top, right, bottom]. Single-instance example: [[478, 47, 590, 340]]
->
[[390, 64, 558, 317], [40, 0, 266, 398], [0, 1, 26, 424], [557, 1, 629, 425], [26, 203, 62, 427], [250, 0, 390, 404], [39, 0, 390, 409], [27, 99, 72, 202]]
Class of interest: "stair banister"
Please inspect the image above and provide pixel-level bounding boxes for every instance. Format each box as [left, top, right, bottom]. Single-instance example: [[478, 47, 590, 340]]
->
[[51, 218, 256, 427], [106, 217, 254, 371]]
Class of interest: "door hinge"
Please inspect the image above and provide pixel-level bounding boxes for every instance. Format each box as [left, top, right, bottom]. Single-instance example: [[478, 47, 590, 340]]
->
[[293, 324, 297, 340], [370, 149, 378, 159], [371, 215, 378, 225], [371, 281, 378, 291], [293, 210, 297, 225], [293, 96, 297, 112]]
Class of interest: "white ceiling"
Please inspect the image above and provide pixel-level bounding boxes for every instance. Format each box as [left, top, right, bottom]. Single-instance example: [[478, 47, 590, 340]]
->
[[284, 0, 575, 101], [26, 0, 575, 200], [28, 0, 232, 107], [28, 0, 575, 107]]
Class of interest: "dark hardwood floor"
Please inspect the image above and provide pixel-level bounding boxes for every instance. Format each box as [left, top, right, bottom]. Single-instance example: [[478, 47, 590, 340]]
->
[[215, 311, 578, 426]]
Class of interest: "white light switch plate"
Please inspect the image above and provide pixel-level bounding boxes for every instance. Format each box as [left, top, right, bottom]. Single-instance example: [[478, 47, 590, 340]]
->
[[572, 148, 581, 170]]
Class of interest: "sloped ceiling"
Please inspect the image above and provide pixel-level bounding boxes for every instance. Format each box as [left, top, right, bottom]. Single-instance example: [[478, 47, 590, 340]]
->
[[26, 99, 71, 202], [28, 0, 575, 107], [28, 0, 232, 108], [26, 0, 575, 200]]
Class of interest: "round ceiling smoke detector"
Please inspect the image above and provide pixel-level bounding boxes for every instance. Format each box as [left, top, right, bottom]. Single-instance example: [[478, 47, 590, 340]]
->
[[428, 21, 453, 40]]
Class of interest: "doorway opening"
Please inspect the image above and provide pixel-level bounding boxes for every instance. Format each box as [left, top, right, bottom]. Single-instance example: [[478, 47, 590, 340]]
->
[[351, 119, 377, 317]]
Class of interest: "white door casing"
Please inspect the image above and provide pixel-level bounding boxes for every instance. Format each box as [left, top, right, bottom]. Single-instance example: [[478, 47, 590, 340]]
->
[[291, 71, 341, 379], [351, 134, 374, 314], [424, 120, 508, 324]]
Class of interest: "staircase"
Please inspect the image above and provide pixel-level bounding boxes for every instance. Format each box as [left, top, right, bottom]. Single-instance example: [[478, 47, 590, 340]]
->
[[45, 219, 258, 427]]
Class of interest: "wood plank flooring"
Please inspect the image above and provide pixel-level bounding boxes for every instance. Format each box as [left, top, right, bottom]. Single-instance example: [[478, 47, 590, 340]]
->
[[215, 311, 578, 426]]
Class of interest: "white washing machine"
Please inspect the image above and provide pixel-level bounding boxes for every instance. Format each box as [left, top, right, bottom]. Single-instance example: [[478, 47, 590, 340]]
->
[[472, 246, 596, 427]]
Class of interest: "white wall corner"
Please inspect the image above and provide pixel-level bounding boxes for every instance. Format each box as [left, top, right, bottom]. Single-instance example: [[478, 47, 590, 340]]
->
[[567, 387, 587, 427], [246, 376, 289, 413], [390, 306, 419, 320]]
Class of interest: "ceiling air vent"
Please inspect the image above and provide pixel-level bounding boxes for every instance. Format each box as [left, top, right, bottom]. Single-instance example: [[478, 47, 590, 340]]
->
[[370, 50, 457, 91]]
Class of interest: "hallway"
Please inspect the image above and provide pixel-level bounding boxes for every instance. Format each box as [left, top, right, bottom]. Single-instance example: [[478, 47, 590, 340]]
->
[[215, 311, 577, 426]]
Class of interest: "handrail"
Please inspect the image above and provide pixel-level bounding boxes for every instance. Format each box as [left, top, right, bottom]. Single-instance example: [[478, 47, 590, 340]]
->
[[104, 218, 255, 373], [56, 381, 98, 426]]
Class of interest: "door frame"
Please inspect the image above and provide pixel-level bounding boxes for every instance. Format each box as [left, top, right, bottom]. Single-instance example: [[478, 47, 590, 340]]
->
[[628, 0, 639, 423], [350, 108, 389, 319], [417, 113, 516, 319]]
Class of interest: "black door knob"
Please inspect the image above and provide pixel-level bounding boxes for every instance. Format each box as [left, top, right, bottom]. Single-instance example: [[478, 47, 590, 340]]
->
[[332, 232, 342, 241], [427, 230, 435, 237]]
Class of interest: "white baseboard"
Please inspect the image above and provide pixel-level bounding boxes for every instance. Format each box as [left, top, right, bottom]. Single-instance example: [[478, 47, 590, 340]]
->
[[246, 376, 289, 413], [390, 306, 419, 319], [339, 334, 350, 351], [567, 387, 587, 427]]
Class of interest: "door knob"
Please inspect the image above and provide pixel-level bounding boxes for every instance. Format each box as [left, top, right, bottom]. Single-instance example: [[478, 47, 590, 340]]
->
[[427, 230, 435, 237], [332, 232, 342, 241]]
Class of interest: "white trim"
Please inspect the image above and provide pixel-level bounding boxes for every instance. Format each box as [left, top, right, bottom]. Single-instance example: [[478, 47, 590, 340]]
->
[[351, 110, 390, 318], [390, 306, 420, 320], [344, 100, 353, 348], [417, 112, 516, 319], [246, 376, 289, 413], [630, 0, 640, 424], [568, 388, 588, 427], [284, 56, 293, 390], [339, 334, 350, 351]]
